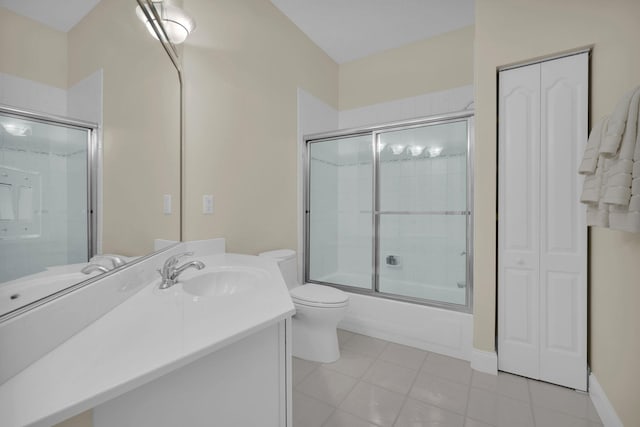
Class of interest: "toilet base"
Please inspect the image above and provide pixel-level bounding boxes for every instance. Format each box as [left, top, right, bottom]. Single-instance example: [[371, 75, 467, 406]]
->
[[291, 304, 346, 363]]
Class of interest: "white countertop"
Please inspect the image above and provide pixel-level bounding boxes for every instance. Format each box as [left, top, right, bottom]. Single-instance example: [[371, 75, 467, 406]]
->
[[0, 253, 295, 427]]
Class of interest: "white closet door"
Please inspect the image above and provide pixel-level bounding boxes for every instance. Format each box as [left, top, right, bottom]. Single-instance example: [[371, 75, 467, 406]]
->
[[498, 53, 588, 391], [539, 54, 588, 391], [498, 63, 541, 379]]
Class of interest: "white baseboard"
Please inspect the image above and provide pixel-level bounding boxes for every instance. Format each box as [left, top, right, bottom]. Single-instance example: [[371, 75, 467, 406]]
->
[[589, 373, 623, 427], [470, 348, 498, 375]]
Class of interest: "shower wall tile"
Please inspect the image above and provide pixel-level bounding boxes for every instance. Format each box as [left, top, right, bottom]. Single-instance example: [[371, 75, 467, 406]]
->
[[67, 70, 103, 124], [0, 72, 67, 117]]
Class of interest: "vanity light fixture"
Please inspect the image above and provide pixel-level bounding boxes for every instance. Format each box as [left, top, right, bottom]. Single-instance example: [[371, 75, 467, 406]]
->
[[1, 123, 31, 137], [389, 144, 406, 155], [408, 145, 425, 156], [427, 146, 443, 157], [136, 0, 196, 45], [377, 141, 387, 152]]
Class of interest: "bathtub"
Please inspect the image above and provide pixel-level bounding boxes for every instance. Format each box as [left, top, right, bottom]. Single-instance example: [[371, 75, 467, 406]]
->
[[318, 272, 465, 305], [312, 272, 473, 361]]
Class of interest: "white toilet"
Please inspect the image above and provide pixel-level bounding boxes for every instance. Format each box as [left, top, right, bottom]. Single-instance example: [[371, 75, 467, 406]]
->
[[259, 249, 348, 363]]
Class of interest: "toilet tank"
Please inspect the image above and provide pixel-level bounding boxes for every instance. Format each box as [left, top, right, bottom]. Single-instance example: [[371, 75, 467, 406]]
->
[[258, 249, 298, 289]]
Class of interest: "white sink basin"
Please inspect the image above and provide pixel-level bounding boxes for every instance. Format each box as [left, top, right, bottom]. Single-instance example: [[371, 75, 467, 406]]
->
[[180, 267, 268, 297]]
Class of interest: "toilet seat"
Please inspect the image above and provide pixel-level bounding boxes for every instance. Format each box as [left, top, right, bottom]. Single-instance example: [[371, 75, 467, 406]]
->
[[290, 284, 348, 308]]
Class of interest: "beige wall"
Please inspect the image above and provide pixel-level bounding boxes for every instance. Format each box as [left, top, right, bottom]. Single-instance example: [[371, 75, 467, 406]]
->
[[339, 26, 474, 110], [475, 0, 640, 424], [54, 410, 91, 427], [0, 7, 67, 88], [68, 0, 181, 256], [182, 0, 338, 254]]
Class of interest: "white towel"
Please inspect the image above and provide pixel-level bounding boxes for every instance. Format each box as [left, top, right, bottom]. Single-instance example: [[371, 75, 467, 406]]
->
[[585, 156, 612, 227], [602, 88, 640, 206], [580, 117, 608, 205], [600, 86, 640, 157], [581, 174, 601, 204], [579, 116, 608, 175]]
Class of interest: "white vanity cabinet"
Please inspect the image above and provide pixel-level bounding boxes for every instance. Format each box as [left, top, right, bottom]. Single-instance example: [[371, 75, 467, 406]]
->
[[94, 320, 292, 427]]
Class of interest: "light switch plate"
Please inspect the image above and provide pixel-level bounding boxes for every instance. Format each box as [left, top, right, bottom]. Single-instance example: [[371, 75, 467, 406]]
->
[[203, 195, 214, 214], [163, 194, 171, 215]]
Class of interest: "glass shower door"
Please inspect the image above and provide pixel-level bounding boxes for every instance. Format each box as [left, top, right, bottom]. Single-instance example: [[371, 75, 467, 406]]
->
[[307, 134, 373, 289], [376, 120, 469, 305], [0, 112, 91, 283]]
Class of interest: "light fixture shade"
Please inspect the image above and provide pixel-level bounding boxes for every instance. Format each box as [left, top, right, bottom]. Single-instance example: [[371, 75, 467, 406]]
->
[[1, 123, 31, 137], [408, 145, 425, 156], [389, 144, 405, 155], [427, 146, 443, 157], [136, 1, 195, 45]]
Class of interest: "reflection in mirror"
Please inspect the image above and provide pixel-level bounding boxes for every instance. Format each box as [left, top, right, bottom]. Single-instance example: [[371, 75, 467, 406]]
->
[[0, 0, 181, 318], [0, 109, 96, 314]]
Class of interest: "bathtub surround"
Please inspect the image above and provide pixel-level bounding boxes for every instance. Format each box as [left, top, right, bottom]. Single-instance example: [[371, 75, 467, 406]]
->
[[339, 85, 473, 130], [0, 72, 66, 116], [298, 89, 481, 369], [340, 293, 473, 362]]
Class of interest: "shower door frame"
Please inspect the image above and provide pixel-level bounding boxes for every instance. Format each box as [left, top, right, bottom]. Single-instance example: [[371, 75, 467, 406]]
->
[[304, 110, 474, 313], [0, 104, 100, 259]]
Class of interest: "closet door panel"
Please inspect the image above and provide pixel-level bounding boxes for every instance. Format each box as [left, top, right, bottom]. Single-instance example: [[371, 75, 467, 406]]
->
[[498, 64, 541, 378], [539, 53, 588, 391]]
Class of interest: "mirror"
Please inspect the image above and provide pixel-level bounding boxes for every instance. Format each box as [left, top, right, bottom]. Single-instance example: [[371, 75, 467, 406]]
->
[[0, 0, 181, 318]]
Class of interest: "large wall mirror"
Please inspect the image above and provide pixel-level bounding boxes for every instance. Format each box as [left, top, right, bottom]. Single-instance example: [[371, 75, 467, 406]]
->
[[0, 0, 181, 319]]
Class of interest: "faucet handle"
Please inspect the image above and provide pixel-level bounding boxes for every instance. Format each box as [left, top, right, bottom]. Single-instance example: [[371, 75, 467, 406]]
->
[[103, 254, 126, 267], [164, 252, 194, 270], [170, 251, 193, 263]]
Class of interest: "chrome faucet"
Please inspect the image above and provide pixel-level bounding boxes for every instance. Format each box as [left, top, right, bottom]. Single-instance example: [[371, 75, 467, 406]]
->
[[81, 254, 128, 275], [81, 264, 110, 274], [158, 252, 205, 289], [90, 254, 127, 269]]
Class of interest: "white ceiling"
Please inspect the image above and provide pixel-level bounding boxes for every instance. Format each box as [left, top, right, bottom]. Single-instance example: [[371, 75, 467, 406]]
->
[[269, 0, 474, 64], [2, 1, 474, 61], [0, 0, 102, 32]]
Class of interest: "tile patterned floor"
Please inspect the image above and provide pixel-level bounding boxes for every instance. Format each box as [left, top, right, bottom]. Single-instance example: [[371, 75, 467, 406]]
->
[[292, 330, 603, 427]]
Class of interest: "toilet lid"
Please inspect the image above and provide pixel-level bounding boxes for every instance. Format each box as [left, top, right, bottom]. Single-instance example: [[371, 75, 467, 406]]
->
[[290, 284, 348, 305]]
